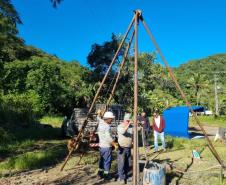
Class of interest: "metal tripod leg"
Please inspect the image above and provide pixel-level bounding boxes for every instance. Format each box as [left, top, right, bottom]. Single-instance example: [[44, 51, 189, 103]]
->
[[140, 17, 225, 168], [76, 30, 135, 165], [60, 14, 135, 172]]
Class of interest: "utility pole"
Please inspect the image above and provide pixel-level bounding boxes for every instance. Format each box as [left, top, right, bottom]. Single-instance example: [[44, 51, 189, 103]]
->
[[214, 74, 219, 116], [213, 71, 226, 116]]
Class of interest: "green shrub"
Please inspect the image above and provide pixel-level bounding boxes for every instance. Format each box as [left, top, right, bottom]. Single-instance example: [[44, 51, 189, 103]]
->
[[0, 90, 43, 126]]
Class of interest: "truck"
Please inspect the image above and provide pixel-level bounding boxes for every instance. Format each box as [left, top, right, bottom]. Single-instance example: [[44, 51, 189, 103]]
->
[[61, 104, 125, 138]]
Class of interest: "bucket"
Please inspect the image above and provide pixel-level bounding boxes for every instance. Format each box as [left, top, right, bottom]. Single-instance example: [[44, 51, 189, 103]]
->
[[143, 162, 166, 185]]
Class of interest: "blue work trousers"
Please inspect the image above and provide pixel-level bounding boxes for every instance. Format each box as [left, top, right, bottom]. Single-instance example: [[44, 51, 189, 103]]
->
[[117, 146, 131, 180], [99, 147, 112, 174]]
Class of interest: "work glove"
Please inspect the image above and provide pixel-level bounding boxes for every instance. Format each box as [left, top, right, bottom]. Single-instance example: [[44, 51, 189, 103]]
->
[[67, 138, 78, 151], [97, 109, 104, 117], [112, 141, 119, 151]]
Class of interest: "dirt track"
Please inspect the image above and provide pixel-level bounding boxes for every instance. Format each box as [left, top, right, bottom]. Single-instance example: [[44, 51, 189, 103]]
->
[[0, 164, 121, 185], [189, 125, 218, 139]]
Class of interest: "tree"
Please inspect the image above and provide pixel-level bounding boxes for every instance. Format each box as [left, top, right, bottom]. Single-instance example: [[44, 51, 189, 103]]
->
[[87, 34, 122, 80], [0, 0, 22, 29], [186, 73, 209, 106], [146, 89, 181, 113], [87, 34, 126, 103], [174, 54, 226, 111], [0, 0, 23, 62], [133, 53, 178, 113], [0, 0, 40, 62]]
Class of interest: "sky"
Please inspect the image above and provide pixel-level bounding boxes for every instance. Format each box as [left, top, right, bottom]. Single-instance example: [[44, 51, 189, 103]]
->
[[12, 0, 226, 67]]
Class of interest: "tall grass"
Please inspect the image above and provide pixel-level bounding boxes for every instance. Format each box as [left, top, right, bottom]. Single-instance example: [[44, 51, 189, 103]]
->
[[0, 145, 66, 173], [0, 115, 66, 175], [39, 115, 64, 128], [0, 140, 36, 158], [166, 136, 208, 150]]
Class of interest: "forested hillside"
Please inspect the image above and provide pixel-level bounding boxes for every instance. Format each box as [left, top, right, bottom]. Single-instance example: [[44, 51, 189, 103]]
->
[[175, 54, 226, 113]]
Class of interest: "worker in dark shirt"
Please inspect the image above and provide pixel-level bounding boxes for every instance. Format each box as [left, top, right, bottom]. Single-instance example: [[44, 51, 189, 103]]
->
[[138, 111, 151, 147]]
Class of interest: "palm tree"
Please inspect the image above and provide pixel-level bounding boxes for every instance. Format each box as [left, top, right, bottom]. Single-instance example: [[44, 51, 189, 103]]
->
[[187, 73, 209, 105], [0, 0, 22, 25]]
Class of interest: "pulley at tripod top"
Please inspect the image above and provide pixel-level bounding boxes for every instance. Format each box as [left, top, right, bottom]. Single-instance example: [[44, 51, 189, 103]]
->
[[134, 9, 142, 15], [134, 9, 143, 20]]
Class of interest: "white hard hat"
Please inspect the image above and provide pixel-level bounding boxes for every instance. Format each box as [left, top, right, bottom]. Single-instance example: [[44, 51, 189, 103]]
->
[[124, 113, 132, 121], [103, 111, 115, 119]]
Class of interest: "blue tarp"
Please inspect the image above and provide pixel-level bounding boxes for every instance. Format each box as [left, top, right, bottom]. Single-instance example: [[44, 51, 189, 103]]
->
[[163, 106, 205, 138], [191, 106, 205, 112]]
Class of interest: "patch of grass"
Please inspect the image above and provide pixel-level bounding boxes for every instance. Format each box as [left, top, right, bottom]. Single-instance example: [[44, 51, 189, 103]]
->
[[0, 140, 36, 159], [0, 114, 67, 175], [0, 144, 66, 173], [160, 136, 214, 155], [17, 139, 36, 149], [166, 136, 187, 149], [39, 115, 64, 128], [145, 134, 206, 150], [203, 144, 226, 159], [81, 152, 99, 165], [190, 115, 226, 127], [0, 139, 66, 160]]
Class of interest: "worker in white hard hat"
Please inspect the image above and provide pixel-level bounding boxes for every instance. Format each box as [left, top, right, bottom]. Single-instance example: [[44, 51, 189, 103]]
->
[[97, 111, 117, 181]]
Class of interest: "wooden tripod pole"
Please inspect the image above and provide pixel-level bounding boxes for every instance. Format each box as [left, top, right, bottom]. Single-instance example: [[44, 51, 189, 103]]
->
[[60, 14, 135, 171], [106, 30, 135, 107], [76, 30, 135, 165], [140, 17, 225, 168], [133, 10, 140, 185]]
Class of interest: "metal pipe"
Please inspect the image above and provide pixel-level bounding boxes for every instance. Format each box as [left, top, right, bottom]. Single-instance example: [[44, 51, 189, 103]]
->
[[141, 18, 225, 168], [60, 14, 135, 171], [133, 10, 140, 185]]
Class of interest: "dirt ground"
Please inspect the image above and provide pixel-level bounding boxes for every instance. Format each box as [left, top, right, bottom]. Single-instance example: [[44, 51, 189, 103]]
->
[[1, 125, 225, 185], [0, 162, 126, 185], [190, 125, 218, 138]]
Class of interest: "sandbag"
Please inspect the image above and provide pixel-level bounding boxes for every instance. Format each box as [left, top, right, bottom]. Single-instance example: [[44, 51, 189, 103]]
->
[[143, 162, 166, 185]]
